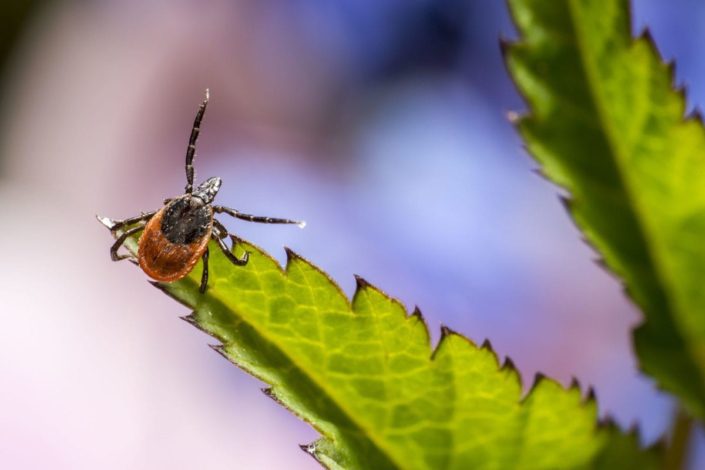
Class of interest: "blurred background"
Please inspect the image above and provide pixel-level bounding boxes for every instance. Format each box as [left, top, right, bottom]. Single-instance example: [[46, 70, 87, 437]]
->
[[0, 0, 704, 468]]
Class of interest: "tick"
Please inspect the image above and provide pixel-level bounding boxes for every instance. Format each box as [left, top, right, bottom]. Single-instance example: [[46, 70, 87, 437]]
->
[[100, 90, 304, 293]]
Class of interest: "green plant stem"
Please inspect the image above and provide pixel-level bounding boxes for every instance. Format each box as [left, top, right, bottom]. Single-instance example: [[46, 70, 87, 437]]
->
[[664, 409, 693, 470]]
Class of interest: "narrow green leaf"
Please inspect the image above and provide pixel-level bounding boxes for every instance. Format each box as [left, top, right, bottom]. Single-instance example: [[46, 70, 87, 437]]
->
[[99, 217, 660, 468], [504, 0, 705, 417]]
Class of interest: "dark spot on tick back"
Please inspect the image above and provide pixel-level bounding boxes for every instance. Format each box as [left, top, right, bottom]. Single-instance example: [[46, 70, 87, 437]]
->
[[161, 197, 212, 245]]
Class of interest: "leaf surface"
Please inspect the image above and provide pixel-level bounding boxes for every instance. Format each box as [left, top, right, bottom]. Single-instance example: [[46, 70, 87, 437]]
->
[[504, 0, 705, 417], [99, 218, 660, 468]]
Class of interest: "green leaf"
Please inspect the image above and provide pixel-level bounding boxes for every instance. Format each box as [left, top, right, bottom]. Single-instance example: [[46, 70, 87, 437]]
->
[[504, 0, 705, 417], [99, 217, 660, 468], [586, 423, 663, 470]]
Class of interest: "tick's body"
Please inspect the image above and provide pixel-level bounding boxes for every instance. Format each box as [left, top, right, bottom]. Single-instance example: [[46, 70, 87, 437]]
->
[[103, 90, 303, 292], [138, 196, 214, 282]]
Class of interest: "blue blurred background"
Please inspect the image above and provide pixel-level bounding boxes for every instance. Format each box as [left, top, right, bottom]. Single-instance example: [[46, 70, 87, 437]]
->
[[0, 0, 703, 468]]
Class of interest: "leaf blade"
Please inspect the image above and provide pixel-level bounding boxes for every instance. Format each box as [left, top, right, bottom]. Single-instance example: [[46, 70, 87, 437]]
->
[[505, 0, 705, 417], [98, 214, 662, 468]]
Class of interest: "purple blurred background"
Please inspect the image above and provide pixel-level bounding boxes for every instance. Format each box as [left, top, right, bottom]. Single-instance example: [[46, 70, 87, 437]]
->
[[0, 0, 703, 468]]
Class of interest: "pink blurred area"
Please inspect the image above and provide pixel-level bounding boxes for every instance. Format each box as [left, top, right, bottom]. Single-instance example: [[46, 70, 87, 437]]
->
[[1, 0, 700, 468]]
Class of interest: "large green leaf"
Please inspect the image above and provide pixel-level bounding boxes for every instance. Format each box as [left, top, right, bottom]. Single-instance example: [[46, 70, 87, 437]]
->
[[99, 217, 660, 468], [504, 0, 705, 418]]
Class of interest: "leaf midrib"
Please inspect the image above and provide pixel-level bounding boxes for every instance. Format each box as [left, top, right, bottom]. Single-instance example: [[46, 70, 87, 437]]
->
[[195, 260, 409, 470]]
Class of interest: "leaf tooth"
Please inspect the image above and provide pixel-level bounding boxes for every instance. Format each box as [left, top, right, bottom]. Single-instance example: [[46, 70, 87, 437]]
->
[[638, 28, 657, 50], [498, 37, 511, 58], [300, 439, 336, 468], [639, 28, 687, 106], [689, 107, 704, 123], [477, 338, 503, 370], [593, 257, 610, 271], [598, 415, 617, 430], [299, 442, 314, 454], [354, 274, 371, 290], [284, 246, 300, 265], [558, 195, 574, 212], [501, 356, 518, 374], [352, 275, 408, 319], [499, 356, 522, 390], [284, 247, 350, 309], [411, 306, 431, 346], [570, 376, 581, 391], [208, 343, 230, 361], [585, 386, 597, 405], [180, 313, 209, 335], [411, 305, 425, 322], [261, 387, 285, 406], [299, 440, 321, 462], [431, 324, 455, 360], [439, 324, 455, 340], [530, 167, 549, 181], [523, 372, 550, 402]]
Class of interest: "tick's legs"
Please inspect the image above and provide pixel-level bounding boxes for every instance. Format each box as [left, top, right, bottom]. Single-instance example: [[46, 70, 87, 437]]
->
[[212, 219, 229, 238], [199, 248, 209, 293], [214, 205, 304, 227], [185, 89, 210, 195], [211, 224, 249, 266], [109, 211, 156, 235], [111, 225, 144, 261]]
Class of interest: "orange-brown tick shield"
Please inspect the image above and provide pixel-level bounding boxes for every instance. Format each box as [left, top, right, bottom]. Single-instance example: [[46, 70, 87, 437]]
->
[[138, 201, 213, 282]]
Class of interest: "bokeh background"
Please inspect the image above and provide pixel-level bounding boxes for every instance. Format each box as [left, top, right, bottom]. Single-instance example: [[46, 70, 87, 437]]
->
[[1, 0, 704, 468]]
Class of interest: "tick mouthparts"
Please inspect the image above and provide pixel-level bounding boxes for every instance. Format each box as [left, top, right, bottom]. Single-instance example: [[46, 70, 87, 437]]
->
[[297, 221, 307, 229]]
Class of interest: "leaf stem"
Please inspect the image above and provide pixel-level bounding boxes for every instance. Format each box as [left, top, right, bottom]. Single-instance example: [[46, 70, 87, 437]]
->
[[664, 408, 693, 470]]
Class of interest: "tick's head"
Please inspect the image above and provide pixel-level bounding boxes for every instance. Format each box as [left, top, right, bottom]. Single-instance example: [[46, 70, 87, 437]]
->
[[192, 176, 221, 204]]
